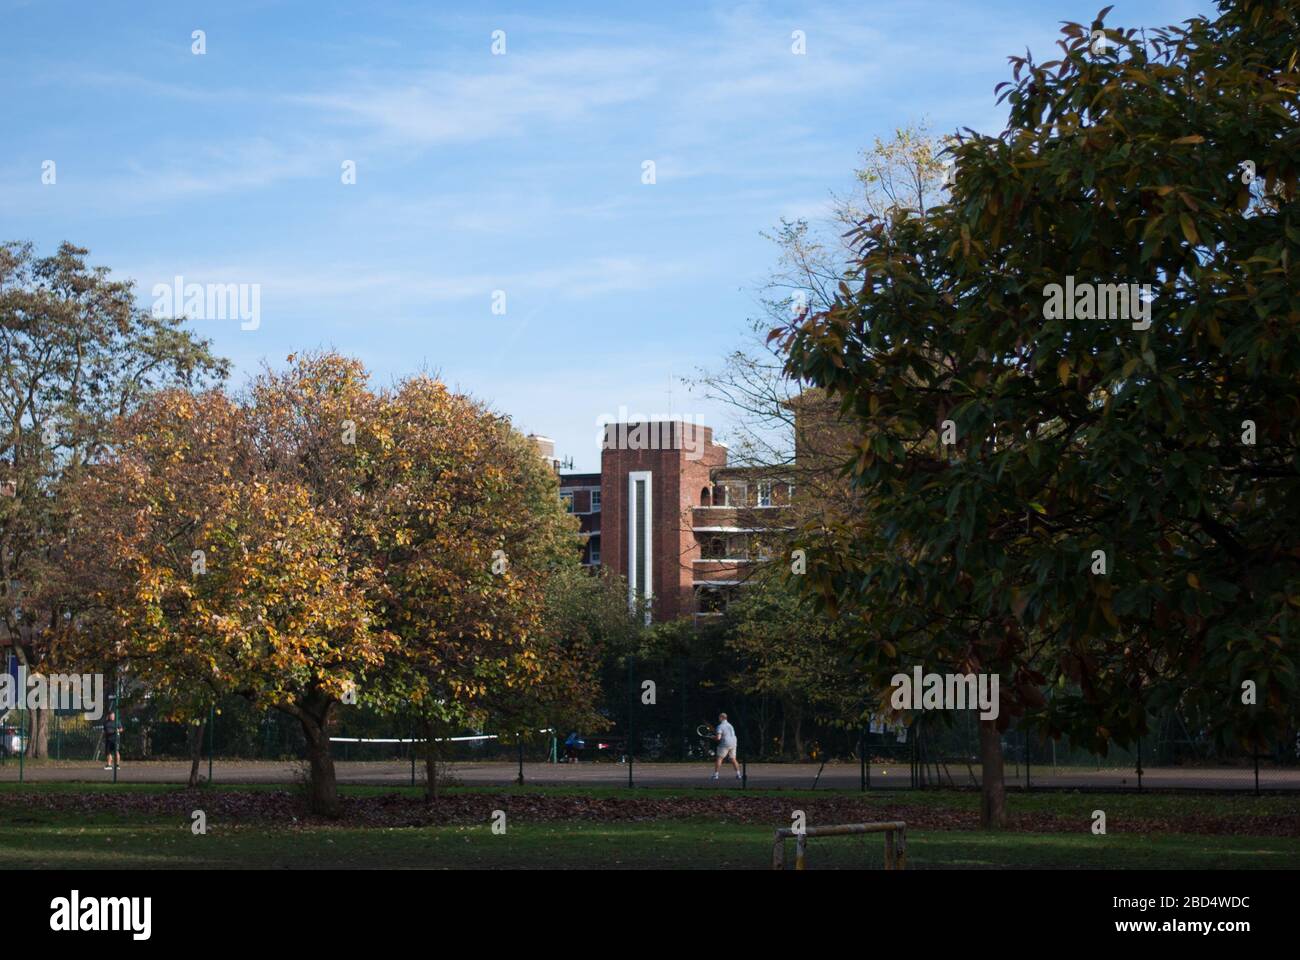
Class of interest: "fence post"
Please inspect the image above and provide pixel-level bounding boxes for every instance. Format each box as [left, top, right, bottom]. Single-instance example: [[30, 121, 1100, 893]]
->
[[207, 704, 214, 784], [795, 832, 807, 870], [910, 719, 917, 789], [679, 658, 687, 762], [866, 725, 872, 790], [740, 701, 747, 788], [884, 828, 896, 869], [860, 727, 866, 792], [516, 732, 524, 786], [1025, 727, 1031, 791], [626, 655, 635, 789], [771, 830, 785, 870]]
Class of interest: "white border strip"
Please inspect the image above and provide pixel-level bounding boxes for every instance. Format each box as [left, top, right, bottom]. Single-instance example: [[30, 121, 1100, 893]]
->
[[628, 469, 652, 620]]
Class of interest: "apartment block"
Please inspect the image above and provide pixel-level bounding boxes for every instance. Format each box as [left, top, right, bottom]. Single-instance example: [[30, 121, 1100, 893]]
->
[[533, 420, 794, 624]]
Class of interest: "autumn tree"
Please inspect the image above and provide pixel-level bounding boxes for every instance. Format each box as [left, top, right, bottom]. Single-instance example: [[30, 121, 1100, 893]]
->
[[1, 242, 228, 757], [776, 0, 1300, 827], [55, 390, 246, 787], [361, 374, 585, 799], [691, 123, 951, 485], [55, 387, 380, 807], [65, 353, 593, 813]]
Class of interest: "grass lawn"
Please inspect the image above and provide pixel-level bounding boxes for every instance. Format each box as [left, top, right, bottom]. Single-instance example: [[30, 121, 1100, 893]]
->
[[1, 782, 1296, 869]]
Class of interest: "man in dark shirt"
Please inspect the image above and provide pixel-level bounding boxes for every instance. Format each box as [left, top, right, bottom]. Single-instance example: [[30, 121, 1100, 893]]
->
[[103, 710, 123, 770]]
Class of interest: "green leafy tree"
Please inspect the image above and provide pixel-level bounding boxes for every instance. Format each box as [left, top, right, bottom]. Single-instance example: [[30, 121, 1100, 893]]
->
[[509, 564, 640, 737], [776, 0, 1300, 827], [721, 565, 865, 759]]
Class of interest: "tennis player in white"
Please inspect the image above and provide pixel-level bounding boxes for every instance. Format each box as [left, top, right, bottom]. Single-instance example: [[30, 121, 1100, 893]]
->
[[711, 712, 741, 780]]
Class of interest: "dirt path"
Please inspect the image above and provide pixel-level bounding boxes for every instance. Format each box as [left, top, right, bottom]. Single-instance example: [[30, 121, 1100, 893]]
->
[[3, 758, 1298, 791]]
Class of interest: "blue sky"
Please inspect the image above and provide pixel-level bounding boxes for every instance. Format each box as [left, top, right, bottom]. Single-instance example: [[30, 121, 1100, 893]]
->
[[2, 0, 1209, 470]]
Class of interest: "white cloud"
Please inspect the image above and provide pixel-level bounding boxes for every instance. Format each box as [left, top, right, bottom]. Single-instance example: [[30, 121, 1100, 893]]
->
[[287, 49, 663, 147]]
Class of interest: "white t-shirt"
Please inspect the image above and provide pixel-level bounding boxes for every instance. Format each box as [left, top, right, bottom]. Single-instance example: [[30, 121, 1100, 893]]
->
[[716, 721, 737, 749]]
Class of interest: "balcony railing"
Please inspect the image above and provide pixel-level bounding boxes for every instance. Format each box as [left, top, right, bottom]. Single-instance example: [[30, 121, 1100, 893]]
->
[[692, 505, 791, 532]]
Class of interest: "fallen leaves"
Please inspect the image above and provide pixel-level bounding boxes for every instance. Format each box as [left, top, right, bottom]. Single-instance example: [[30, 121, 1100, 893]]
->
[[2, 789, 1295, 838]]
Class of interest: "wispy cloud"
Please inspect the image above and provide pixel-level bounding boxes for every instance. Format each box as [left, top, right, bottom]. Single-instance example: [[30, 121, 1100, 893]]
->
[[287, 49, 663, 148]]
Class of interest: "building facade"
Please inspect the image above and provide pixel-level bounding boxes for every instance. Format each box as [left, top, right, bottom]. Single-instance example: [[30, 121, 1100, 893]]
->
[[535, 421, 793, 624]]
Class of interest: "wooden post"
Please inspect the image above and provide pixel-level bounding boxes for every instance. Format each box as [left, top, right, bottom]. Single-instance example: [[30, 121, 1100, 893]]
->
[[795, 832, 806, 870], [772, 831, 785, 870], [884, 829, 896, 869]]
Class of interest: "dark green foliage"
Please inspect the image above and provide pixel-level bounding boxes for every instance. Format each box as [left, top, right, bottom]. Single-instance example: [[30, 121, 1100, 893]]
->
[[776, 1, 1300, 753]]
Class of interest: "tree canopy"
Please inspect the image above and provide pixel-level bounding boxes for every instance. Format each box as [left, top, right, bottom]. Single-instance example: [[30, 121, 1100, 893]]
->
[[775, 0, 1300, 823], [1, 241, 228, 756], [57, 352, 593, 813]]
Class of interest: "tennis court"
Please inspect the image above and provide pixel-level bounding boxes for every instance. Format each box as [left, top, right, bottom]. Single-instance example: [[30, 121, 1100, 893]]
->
[[4, 758, 1300, 791]]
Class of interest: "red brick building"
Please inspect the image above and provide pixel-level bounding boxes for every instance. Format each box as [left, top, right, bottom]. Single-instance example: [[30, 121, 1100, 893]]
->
[[534, 422, 793, 623]]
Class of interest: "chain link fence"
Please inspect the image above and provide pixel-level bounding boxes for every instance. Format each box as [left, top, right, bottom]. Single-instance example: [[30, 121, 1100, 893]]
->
[[543, 658, 1300, 793], [3, 659, 1296, 794]]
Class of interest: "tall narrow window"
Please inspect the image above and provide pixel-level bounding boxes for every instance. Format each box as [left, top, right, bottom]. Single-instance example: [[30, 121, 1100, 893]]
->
[[635, 482, 646, 595], [628, 471, 652, 618]]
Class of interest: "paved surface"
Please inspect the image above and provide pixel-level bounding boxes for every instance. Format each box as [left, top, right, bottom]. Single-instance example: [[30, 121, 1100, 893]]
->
[[1, 759, 1297, 791]]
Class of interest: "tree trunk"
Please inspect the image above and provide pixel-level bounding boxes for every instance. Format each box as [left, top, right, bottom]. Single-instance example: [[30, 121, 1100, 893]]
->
[[423, 718, 442, 803], [187, 718, 206, 788], [302, 721, 339, 817], [25, 705, 50, 759], [780, 699, 803, 759], [978, 719, 1007, 830], [757, 696, 770, 759], [285, 692, 340, 817]]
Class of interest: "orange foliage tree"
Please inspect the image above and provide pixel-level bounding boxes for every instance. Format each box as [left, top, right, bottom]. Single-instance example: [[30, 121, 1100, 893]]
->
[[58, 353, 595, 813]]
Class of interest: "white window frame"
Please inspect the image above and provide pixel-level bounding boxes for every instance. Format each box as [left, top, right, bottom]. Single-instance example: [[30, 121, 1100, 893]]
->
[[628, 470, 653, 621]]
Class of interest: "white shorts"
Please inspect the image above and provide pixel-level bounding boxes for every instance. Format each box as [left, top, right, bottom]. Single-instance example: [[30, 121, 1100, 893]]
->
[[717, 744, 737, 760]]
